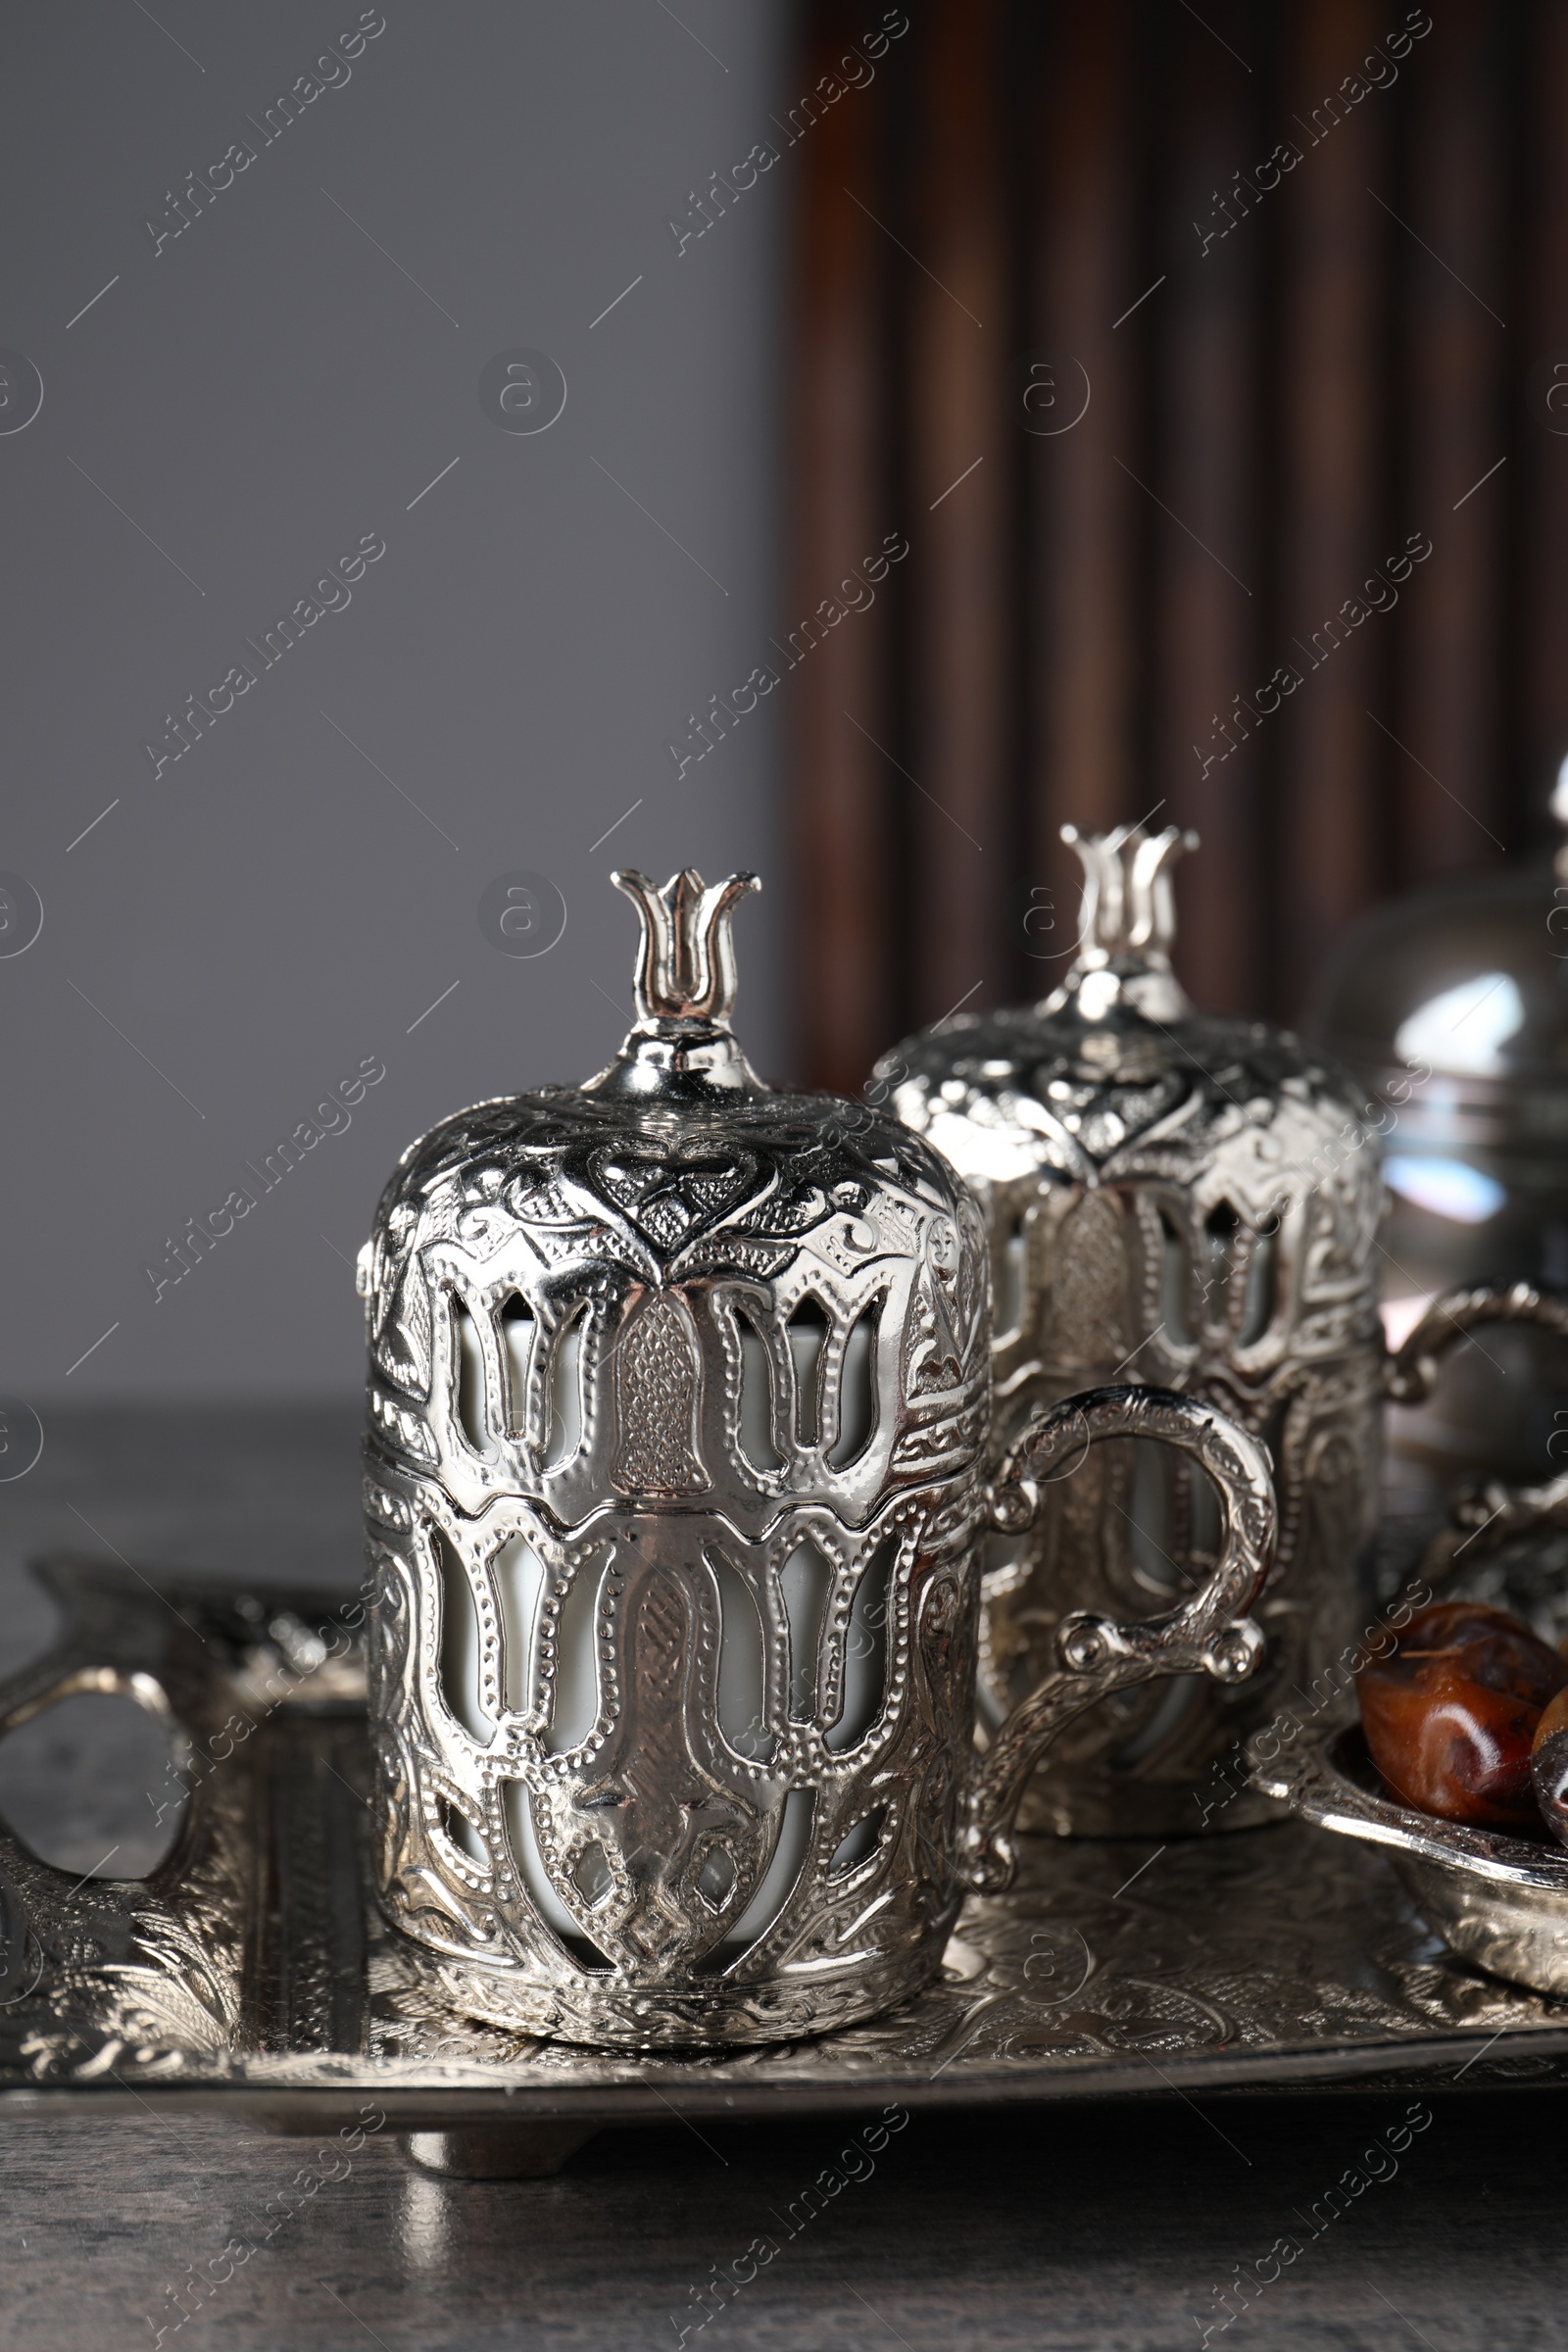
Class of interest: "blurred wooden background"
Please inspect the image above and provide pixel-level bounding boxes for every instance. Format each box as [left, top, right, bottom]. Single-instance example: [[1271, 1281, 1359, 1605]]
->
[[783, 0, 1568, 1088]]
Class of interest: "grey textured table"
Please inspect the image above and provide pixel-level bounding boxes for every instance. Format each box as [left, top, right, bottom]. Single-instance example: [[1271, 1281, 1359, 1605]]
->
[[0, 1408, 1562, 2351]]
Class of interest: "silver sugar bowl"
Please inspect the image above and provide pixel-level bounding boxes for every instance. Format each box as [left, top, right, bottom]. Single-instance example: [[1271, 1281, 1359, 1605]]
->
[[357, 867, 1275, 2047], [874, 824, 1385, 1838]]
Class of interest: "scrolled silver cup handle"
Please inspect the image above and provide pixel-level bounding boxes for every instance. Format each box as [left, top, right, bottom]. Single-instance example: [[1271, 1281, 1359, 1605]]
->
[[958, 1383, 1276, 1894]]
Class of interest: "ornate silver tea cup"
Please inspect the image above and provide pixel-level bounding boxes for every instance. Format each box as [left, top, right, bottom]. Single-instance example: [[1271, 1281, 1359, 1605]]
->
[[877, 824, 1566, 1839], [358, 869, 1275, 2048]]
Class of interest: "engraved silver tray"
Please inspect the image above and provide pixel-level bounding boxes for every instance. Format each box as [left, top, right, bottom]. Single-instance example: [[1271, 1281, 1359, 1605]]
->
[[3, 1561, 1567, 2171]]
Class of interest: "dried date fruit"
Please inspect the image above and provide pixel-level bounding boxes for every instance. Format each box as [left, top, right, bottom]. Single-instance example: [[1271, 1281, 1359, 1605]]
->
[[1531, 1687, 1568, 1848], [1358, 1601, 1568, 1830]]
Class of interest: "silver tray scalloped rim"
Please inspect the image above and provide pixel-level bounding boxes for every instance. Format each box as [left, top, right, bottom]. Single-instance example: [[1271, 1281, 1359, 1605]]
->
[[1252, 1723, 1568, 1998], [1, 1560, 1568, 2152]]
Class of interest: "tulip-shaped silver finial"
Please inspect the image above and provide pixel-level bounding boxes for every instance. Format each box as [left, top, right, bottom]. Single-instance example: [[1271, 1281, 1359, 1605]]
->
[[612, 867, 760, 1022], [588, 868, 764, 1096], [1047, 823, 1198, 1021]]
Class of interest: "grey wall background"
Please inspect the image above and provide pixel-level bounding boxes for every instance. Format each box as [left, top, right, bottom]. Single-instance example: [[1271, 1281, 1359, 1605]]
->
[[0, 0, 788, 1405]]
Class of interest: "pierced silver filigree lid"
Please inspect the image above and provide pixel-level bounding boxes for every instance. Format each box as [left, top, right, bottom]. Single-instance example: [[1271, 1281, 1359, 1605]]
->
[[359, 868, 990, 1536], [884, 825, 1375, 1218]]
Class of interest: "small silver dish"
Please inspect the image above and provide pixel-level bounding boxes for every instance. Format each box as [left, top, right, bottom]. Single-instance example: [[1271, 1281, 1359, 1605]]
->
[[1253, 1724, 1568, 1998]]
